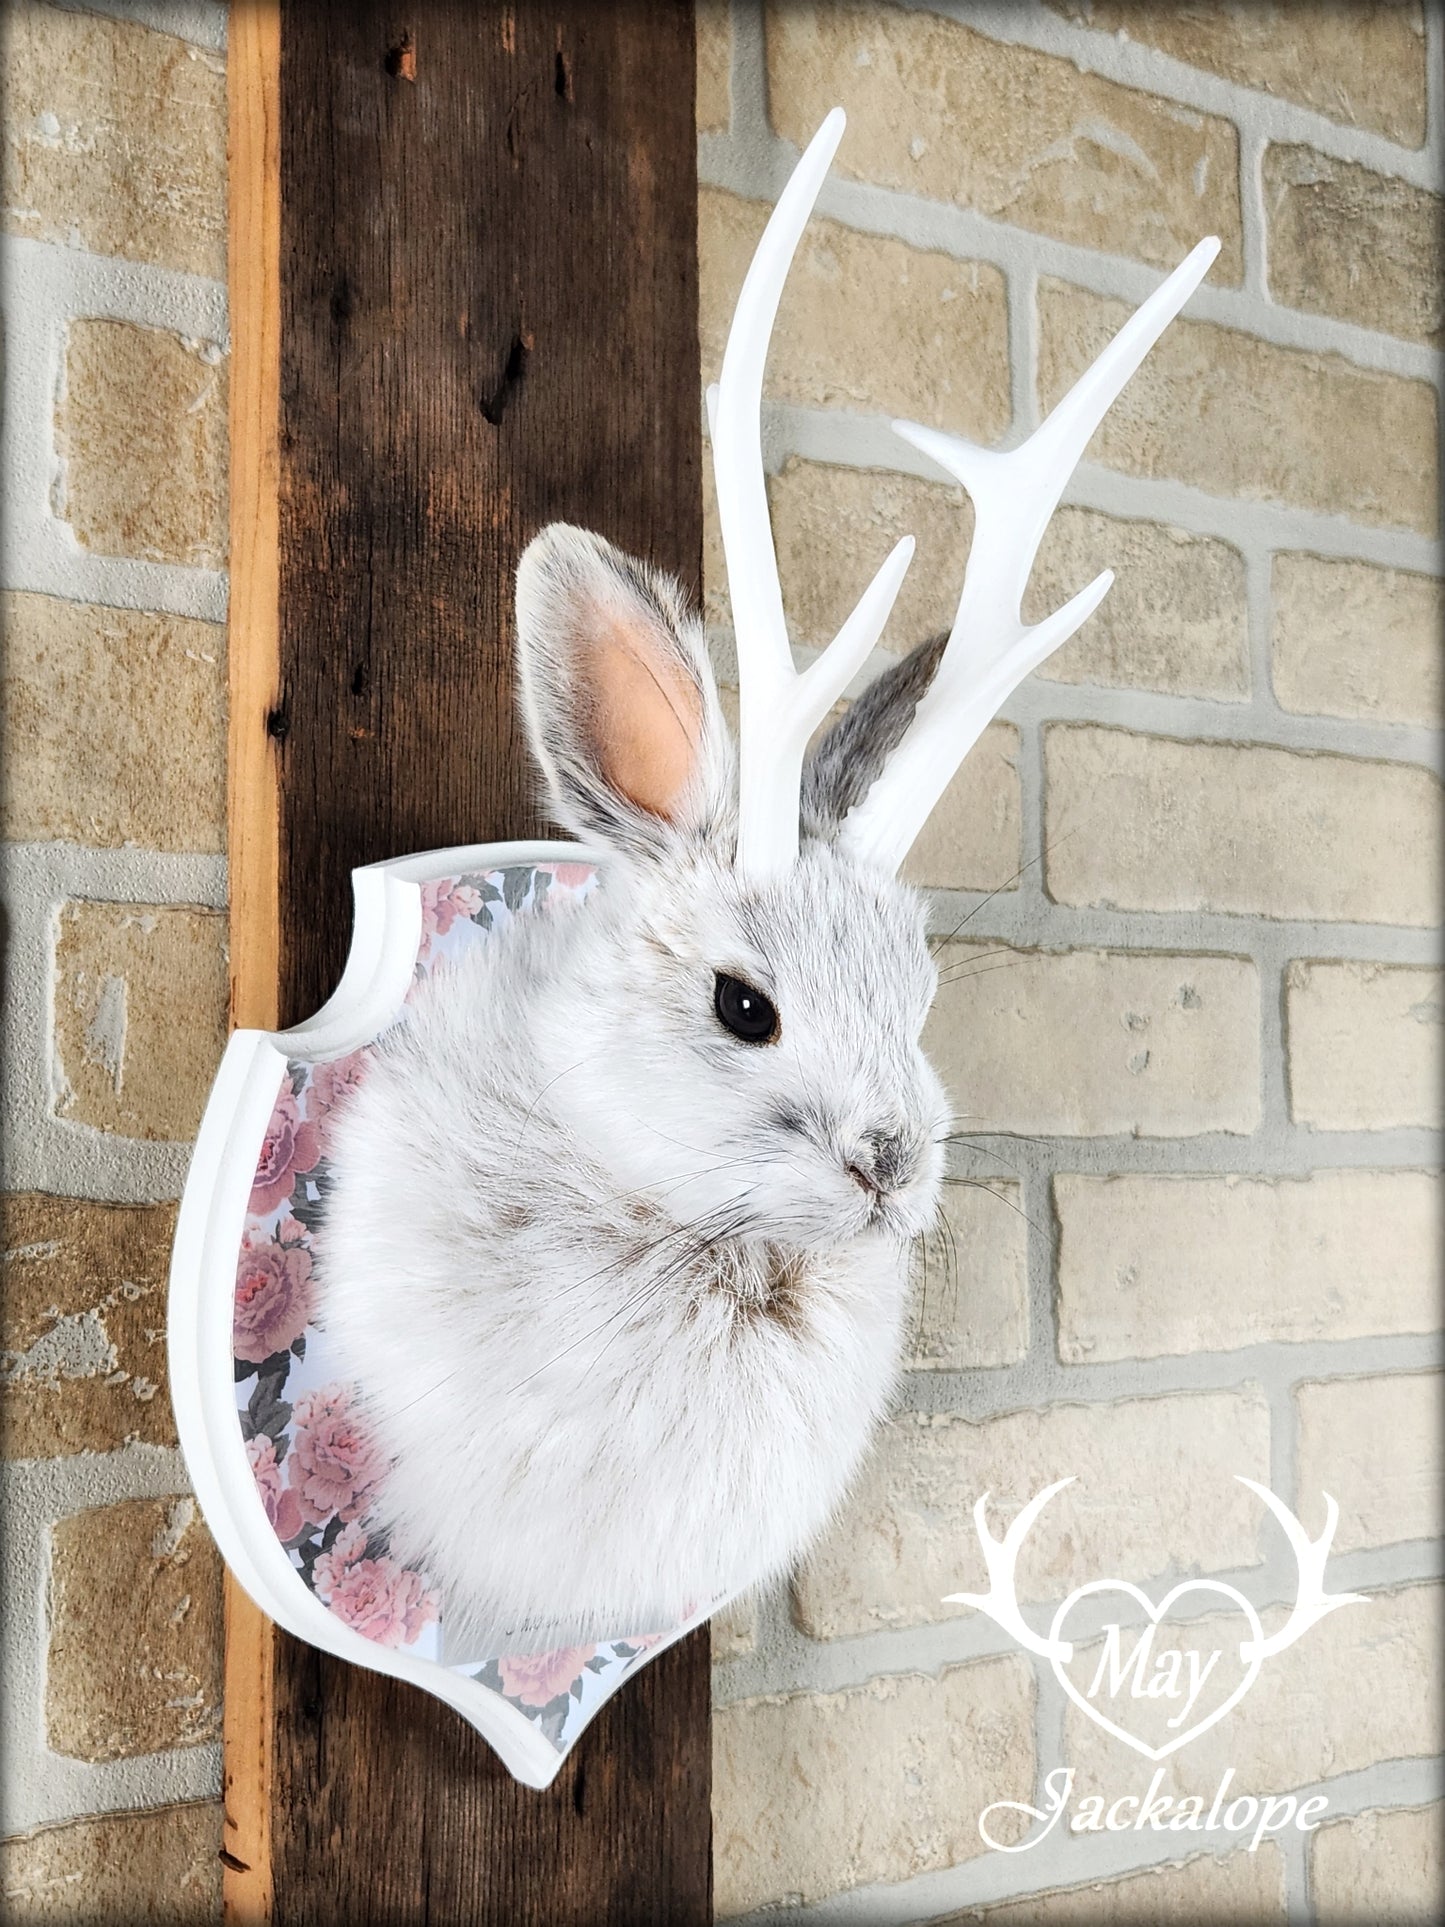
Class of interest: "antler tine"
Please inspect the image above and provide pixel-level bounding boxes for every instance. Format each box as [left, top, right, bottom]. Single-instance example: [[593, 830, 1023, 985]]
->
[[709, 107, 915, 880], [1236, 1478, 1367, 1660], [839, 237, 1221, 876], [942, 1478, 1075, 1659]]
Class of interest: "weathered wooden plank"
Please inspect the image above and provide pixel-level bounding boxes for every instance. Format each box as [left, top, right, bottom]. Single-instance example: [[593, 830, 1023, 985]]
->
[[275, 0, 706, 1017], [263, 3, 711, 1919]]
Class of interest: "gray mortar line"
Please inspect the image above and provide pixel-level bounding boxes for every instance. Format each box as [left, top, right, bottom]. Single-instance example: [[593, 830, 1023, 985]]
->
[[726, 0, 772, 167], [1255, 929, 1294, 1141], [2, 1444, 196, 1518], [1267, 1369, 1300, 1531], [1282, 1812, 1312, 1925], [944, 1127, 1442, 1181], [1243, 542, 1276, 713], [1014, 685, 1444, 774], [46, 0, 228, 53], [920, 892, 1443, 969], [891, 1343, 1445, 1420], [1013, 714, 1047, 917], [1240, 125, 1270, 305], [1, 1740, 224, 1843], [1008, 259, 1039, 437], [1, 843, 229, 905]]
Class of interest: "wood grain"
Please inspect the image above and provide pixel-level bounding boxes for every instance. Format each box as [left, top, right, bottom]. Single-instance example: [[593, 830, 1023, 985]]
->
[[222, 1569, 274, 1924], [267, 3, 711, 1918], [224, 4, 281, 1922], [274, 0, 706, 1022], [227, 0, 282, 1038]]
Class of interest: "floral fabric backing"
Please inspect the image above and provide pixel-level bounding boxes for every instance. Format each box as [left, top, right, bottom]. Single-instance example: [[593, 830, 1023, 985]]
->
[[232, 861, 662, 1753]]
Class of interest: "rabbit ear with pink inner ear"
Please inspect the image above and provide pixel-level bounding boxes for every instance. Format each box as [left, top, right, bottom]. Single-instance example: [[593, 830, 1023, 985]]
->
[[514, 523, 734, 864]]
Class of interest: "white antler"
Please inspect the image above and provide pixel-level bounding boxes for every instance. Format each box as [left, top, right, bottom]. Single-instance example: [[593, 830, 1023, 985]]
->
[[942, 1479, 1075, 1660], [840, 237, 1221, 874], [709, 108, 915, 880], [1237, 1479, 1367, 1662]]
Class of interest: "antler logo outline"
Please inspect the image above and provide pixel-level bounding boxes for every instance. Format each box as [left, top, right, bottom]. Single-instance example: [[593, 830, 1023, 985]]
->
[[944, 1476, 1366, 1760]]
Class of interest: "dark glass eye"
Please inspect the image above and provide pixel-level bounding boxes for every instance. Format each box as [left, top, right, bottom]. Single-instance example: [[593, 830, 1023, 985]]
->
[[714, 972, 779, 1045]]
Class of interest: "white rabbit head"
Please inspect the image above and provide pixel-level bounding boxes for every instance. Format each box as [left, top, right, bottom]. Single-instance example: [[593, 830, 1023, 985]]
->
[[515, 522, 947, 1256]]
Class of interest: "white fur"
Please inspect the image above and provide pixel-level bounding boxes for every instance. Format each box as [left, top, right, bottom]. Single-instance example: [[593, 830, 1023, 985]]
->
[[317, 528, 949, 1652]]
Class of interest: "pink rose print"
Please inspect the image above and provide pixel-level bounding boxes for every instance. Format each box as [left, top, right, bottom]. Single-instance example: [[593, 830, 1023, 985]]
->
[[313, 1521, 438, 1648], [245, 1434, 306, 1544], [290, 1382, 387, 1525], [307, 1050, 368, 1153], [234, 1233, 314, 1364], [421, 878, 483, 940], [249, 1087, 322, 1215], [544, 862, 593, 889], [312, 1519, 367, 1598], [496, 1645, 597, 1708]]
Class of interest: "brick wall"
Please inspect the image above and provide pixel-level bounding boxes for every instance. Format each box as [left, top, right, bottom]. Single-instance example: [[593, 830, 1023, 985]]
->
[[698, 3, 1443, 1920], [1, 1, 229, 1916]]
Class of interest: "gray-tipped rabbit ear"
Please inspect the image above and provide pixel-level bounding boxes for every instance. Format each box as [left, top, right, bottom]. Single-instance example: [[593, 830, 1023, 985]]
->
[[515, 524, 734, 860], [801, 632, 946, 845]]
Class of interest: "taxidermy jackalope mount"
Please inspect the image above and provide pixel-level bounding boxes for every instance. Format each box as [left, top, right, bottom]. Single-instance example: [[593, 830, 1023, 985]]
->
[[313, 109, 1221, 1655]]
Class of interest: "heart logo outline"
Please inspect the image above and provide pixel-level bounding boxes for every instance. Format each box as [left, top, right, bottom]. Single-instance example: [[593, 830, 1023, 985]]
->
[[1048, 1578, 1264, 1762]]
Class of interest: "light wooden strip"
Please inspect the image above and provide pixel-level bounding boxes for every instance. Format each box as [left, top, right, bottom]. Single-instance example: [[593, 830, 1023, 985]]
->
[[222, 1571, 275, 1924], [227, 0, 281, 1037], [224, 4, 280, 1922]]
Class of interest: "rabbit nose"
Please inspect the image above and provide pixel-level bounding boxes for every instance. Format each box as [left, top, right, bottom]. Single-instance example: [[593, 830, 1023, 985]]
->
[[848, 1131, 911, 1198], [846, 1159, 880, 1198]]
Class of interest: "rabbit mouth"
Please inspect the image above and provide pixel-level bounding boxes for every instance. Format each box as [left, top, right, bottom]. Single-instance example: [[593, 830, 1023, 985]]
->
[[845, 1170, 939, 1244], [870, 1191, 938, 1244], [840, 1133, 940, 1241]]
